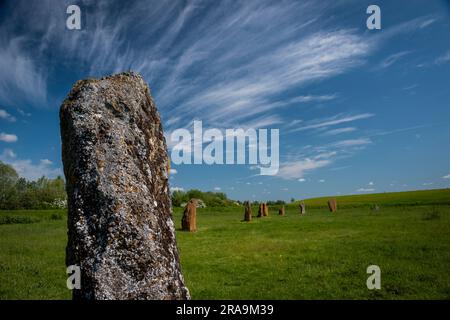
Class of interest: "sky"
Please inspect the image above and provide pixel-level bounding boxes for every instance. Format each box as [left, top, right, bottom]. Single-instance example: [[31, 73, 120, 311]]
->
[[0, 0, 450, 201]]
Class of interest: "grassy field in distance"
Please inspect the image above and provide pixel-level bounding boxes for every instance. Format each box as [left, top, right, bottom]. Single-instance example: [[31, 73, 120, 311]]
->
[[0, 189, 449, 299], [293, 188, 450, 208]]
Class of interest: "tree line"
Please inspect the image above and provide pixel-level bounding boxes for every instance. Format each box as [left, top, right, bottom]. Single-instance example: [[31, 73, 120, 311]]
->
[[1, 160, 291, 210], [0, 161, 67, 210]]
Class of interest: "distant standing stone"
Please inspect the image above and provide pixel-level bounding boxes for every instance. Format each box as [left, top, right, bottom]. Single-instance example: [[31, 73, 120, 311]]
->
[[257, 203, 264, 217], [263, 203, 269, 216], [328, 199, 338, 213], [60, 72, 190, 300], [279, 206, 285, 216], [299, 201, 306, 215], [244, 201, 252, 222], [182, 199, 197, 232]]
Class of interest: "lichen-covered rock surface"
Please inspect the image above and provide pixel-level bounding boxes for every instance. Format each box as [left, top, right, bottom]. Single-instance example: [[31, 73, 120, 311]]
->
[[60, 72, 190, 300]]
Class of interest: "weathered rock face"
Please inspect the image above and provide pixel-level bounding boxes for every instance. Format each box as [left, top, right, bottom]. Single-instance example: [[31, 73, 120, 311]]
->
[[278, 206, 285, 216], [244, 201, 252, 222], [182, 199, 197, 232], [60, 72, 190, 300], [328, 199, 338, 213], [299, 201, 306, 215]]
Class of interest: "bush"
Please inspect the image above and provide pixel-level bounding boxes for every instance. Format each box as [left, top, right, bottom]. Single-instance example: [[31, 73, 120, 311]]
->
[[171, 189, 235, 207]]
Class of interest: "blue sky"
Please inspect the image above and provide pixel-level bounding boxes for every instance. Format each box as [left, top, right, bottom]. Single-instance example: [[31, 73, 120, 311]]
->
[[1, 0, 450, 201]]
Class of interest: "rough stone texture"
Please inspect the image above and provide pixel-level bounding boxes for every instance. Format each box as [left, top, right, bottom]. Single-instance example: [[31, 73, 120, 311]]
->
[[328, 199, 338, 213], [60, 72, 190, 300], [257, 203, 263, 218], [244, 201, 252, 222], [299, 201, 306, 215], [181, 199, 197, 232], [278, 206, 285, 216]]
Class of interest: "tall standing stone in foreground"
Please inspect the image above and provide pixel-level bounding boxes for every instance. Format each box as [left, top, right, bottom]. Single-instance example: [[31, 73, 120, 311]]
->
[[278, 206, 285, 216], [328, 199, 338, 213], [60, 72, 190, 300], [244, 201, 252, 222], [182, 199, 197, 232]]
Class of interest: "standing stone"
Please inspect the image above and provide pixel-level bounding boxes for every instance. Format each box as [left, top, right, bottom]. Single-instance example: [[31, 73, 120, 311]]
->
[[278, 206, 285, 216], [263, 203, 269, 216], [257, 203, 264, 217], [244, 201, 252, 222], [60, 72, 190, 300], [328, 199, 338, 213], [299, 201, 306, 215], [182, 199, 197, 232]]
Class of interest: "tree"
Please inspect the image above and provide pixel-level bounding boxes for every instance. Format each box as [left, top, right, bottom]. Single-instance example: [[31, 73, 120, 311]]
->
[[0, 161, 19, 209]]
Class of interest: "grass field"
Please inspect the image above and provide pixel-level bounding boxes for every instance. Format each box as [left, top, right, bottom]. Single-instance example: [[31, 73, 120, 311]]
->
[[1, 189, 450, 299]]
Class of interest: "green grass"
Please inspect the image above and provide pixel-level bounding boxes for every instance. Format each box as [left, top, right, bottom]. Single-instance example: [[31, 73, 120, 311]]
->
[[1, 190, 450, 299], [0, 210, 70, 300], [292, 188, 450, 209]]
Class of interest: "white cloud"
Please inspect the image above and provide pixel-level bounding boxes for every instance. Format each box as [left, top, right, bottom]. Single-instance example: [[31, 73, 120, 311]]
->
[[290, 113, 374, 132], [40, 159, 52, 165], [422, 182, 433, 186], [0, 37, 47, 107], [298, 178, 306, 182], [1, 148, 16, 158], [0, 109, 16, 122], [318, 179, 325, 183], [435, 51, 450, 65], [214, 187, 221, 191], [331, 138, 372, 148], [322, 127, 356, 136], [169, 168, 178, 174], [357, 188, 375, 192], [171, 186, 184, 192], [172, 28, 372, 126], [288, 94, 337, 104], [368, 181, 374, 186], [278, 158, 331, 179], [0, 132, 18, 143], [0, 153, 62, 181], [443, 174, 450, 179], [419, 18, 437, 29], [378, 51, 411, 69]]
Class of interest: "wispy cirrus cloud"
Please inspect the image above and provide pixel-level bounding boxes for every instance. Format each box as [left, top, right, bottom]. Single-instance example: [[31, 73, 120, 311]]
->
[[377, 51, 412, 69], [288, 113, 374, 133], [0, 37, 47, 107], [330, 138, 372, 148], [277, 135, 372, 179], [322, 127, 356, 136], [435, 50, 450, 65]]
